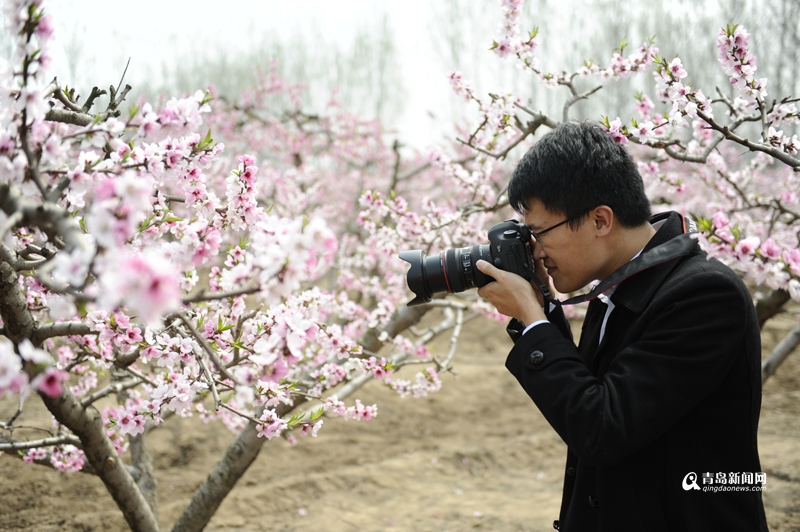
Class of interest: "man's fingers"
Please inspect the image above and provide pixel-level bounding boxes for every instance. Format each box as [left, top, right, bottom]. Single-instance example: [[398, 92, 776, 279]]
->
[[475, 259, 499, 277]]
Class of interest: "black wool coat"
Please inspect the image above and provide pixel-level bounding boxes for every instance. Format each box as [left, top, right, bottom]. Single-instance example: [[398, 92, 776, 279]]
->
[[505, 212, 769, 532]]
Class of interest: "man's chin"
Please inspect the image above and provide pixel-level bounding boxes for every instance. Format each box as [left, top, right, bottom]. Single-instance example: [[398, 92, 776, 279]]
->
[[553, 276, 584, 295]]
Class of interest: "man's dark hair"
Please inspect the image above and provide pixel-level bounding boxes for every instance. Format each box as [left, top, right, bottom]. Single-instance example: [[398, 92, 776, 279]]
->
[[507, 120, 652, 229]]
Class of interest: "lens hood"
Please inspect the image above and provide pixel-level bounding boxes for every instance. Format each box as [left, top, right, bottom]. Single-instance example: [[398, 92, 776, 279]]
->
[[398, 250, 432, 306]]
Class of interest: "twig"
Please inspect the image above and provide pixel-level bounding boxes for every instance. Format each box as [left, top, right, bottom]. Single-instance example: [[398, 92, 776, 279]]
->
[[438, 306, 465, 372], [697, 109, 800, 169], [457, 129, 532, 160], [182, 285, 260, 304], [80, 378, 141, 407], [219, 402, 263, 426], [81, 87, 106, 113], [661, 133, 725, 164], [0, 211, 22, 242], [561, 83, 603, 122], [177, 312, 239, 384], [17, 243, 56, 260], [18, 111, 47, 196], [389, 139, 403, 193], [0, 433, 82, 451], [126, 367, 158, 388], [195, 349, 221, 411], [116, 58, 131, 97], [1, 394, 25, 427], [758, 95, 769, 144], [229, 309, 259, 368], [52, 85, 85, 113], [513, 102, 559, 129]]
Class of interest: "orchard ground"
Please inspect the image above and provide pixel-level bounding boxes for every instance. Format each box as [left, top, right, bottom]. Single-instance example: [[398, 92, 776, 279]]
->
[[1, 310, 799, 532]]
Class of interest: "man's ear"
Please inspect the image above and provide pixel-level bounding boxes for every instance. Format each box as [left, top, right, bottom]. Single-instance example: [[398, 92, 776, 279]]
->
[[592, 205, 614, 236]]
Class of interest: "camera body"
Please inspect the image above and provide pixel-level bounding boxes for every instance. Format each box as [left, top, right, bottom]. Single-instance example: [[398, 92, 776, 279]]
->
[[399, 219, 535, 306]]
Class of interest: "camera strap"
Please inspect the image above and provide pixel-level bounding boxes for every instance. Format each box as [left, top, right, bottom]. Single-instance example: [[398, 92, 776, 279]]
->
[[531, 212, 700, 339]]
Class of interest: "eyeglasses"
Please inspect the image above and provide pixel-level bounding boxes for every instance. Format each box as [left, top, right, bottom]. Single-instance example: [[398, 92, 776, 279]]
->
[[529, 207, 595, 247]]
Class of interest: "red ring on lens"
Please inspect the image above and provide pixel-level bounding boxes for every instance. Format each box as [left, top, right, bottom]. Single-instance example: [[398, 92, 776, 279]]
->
[[440, 252, 453, 293]]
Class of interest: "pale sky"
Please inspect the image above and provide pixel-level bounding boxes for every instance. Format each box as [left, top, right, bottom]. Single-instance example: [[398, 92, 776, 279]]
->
[[44, 0, 485, 148]]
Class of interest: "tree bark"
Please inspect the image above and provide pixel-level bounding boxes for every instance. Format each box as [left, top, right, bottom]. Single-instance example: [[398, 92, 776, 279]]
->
[[129, 433, 159, 518], [0, 254, 36, 343], [40, 389, 159, 532]]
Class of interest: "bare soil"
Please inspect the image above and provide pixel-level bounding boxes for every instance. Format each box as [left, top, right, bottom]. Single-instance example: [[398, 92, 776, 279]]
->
[[1, 311, 799, 532]]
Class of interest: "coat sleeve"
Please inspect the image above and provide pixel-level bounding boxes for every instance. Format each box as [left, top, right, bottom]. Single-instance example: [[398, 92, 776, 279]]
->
[[505, 267, 752, 466]]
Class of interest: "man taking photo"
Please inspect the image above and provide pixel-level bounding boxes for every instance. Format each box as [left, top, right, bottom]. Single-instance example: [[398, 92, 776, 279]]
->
[[475, 120, 769, 531]]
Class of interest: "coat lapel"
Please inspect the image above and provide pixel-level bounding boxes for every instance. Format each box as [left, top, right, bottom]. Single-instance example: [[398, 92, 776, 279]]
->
[[578, 298, 607, 367]]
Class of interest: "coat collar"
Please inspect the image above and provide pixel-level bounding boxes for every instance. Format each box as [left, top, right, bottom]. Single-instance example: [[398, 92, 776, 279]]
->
[[610, 211, 701, 314]]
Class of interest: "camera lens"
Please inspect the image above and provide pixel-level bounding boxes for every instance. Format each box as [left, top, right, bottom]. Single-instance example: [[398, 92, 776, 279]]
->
[[399, 245, 493, 306]]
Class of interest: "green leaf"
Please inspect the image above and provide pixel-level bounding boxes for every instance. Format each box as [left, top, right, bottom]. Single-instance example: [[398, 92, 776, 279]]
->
[[614, 36, 628, 54], [287, 412, 304, 426], [196, 128, 214, 151], [138, 215, 155, 232], [697, 217, 713, 232], [199, 90, 214, 107]]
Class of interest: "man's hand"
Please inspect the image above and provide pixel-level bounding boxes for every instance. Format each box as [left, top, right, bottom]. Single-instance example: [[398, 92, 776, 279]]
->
[[475, 260, 547, 326]]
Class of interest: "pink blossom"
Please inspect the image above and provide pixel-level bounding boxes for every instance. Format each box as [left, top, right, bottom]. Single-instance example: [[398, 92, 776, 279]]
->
[[631, 121, 655, 143], [0, 340, 26, 397], [494, 39, 514, 58], [257, 409, 287, 439], [759, 239, 781, 261], [712, 211, 729, 230], [98, 251, 181, 326], [634, 95, 654, 117], [604, 118, 629, 145], [37, 368, 67, 397], [35, 14, 55, 41], [735, 236, 761, 257]]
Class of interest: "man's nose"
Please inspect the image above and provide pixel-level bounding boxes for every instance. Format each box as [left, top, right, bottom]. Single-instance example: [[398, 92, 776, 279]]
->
[[533, 239, 547, 260]]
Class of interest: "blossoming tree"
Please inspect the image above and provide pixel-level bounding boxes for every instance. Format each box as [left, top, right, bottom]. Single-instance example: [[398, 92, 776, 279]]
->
[[1, 0, 798, 531], [0, 1, 467, 530]]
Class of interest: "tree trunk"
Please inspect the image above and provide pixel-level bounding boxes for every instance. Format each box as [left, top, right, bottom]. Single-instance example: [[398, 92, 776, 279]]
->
[[0, 255, 36, 343], [171, 303, 430, 531], [40, 390, 159, 532], [762, 323, 800, 384], [756, 289, 790, 328]]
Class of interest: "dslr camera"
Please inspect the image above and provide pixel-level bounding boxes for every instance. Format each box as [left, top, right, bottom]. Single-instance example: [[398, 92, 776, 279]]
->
[[399, 219, 536, 306]]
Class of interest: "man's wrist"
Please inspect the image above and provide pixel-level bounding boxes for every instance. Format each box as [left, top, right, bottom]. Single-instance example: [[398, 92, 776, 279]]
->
[[522, 319, 549, 335], [519, 304, 547, 328]]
